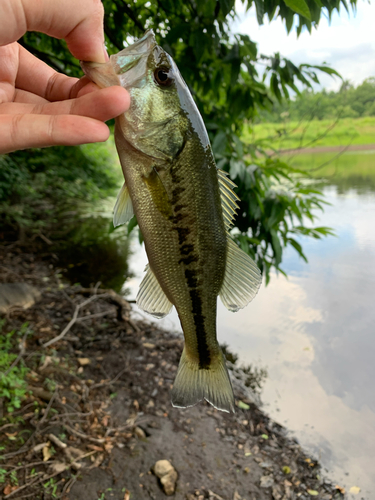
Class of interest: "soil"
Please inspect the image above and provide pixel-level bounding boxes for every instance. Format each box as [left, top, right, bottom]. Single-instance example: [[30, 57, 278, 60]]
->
[[0, 244, 346, 500]]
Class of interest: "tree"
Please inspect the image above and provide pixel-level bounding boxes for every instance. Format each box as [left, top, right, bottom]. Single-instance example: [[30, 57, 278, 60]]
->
[[18, 0, 354, 282]]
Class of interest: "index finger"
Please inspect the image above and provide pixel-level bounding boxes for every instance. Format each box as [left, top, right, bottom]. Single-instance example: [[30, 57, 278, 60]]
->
[[1, 0, 107, 63]]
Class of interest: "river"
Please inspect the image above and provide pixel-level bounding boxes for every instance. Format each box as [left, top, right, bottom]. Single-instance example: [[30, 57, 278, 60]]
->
[[122, 149, 375, 498]]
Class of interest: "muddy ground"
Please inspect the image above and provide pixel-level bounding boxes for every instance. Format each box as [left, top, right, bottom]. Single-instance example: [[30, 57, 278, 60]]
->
[[0, 244, 347, 500]]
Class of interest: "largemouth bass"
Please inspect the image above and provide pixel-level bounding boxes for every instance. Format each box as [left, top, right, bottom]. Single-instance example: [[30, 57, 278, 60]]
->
[[81, 30, 261, 413]]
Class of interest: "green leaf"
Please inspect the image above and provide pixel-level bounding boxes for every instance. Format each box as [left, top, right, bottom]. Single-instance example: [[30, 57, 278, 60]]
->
[[307, 490, 319, 496], [283, 0, 311, 19], [237, 400, 250, 410]]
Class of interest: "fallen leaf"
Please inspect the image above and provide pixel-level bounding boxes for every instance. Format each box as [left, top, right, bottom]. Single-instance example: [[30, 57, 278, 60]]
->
[[77, 357, 90, 366], [233, 491, 242, 500], [307, 490, 319, 496], [237, 400, 250, 410], [5, 432, 17, 438], [87, 444, 104, 452], [43, 444, 52, 462], [104, 441, 114, 453], [123, 490, 130, 500], [3, 485, 18, 495], [208, 491, 225, 500], [50, 462, 67, 474], [335, 485, 346, 494], [142, 342, 155, 348], [349, 486, 361, 495]]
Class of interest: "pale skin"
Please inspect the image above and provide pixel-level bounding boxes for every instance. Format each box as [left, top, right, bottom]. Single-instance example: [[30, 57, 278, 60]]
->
[[0, 0, 130, 154]]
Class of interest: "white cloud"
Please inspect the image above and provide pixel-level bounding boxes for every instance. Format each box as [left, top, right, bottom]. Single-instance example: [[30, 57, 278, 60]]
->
[[233, 0, 375, 90]]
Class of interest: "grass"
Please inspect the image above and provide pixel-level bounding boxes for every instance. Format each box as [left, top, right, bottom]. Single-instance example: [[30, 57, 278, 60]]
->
[[244, 116, 375, 151], [0, 321, 30, 414]]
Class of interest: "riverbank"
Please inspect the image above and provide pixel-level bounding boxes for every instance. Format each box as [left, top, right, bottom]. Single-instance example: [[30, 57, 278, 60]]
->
[[0, 242, 348, 500], [245, 116, 375, 152]]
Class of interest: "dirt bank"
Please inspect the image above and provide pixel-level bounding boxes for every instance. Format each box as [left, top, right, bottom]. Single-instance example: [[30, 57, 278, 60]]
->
[[0, 245, 346, 500]]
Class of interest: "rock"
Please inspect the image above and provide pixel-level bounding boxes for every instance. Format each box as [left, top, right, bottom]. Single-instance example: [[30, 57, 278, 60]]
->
[[154, 459, 178, 495], [134, 426, 146, 439], [0, 283, 40, 314], [260, 475, 275, 488], [77, 358, 91, 366]]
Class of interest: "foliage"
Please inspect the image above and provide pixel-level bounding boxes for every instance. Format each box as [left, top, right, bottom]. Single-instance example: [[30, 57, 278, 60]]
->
[[259, 78, 375, 123], [0, 321, 30, 414], [12, 0, 357, 280], [0, 141, 119, 231]]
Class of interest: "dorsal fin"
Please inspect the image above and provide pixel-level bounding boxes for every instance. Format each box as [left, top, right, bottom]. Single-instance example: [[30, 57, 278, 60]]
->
[[217, 169, 240, 229]]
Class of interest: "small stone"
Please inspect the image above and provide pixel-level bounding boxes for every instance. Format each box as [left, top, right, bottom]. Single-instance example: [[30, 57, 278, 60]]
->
[[77, 358, 90, 366], [154, 460, 178, 495], [260, 475, 274, 488], [134, 426, 146, 439]]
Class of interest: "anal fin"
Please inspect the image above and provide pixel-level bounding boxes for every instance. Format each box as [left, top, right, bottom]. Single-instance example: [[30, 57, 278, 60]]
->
[[136, 264, 173, 318]]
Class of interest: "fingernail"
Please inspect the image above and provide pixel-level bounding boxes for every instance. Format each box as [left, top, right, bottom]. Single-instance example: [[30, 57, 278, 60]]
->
[[103, 43, 110, 62]]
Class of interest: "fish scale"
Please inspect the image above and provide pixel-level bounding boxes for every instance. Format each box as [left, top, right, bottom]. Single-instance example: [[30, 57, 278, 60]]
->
[[81, 29, 262, 413]]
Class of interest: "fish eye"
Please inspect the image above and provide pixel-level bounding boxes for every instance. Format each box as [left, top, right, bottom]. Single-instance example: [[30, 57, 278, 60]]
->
[[154, 67, 173, 87]]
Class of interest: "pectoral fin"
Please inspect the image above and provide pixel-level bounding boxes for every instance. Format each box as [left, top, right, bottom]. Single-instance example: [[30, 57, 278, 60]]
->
[[220, 238, 262, 312], [143, 168, 172, 218], [113, 182, 134, 227], [136, 264, 173, 318]]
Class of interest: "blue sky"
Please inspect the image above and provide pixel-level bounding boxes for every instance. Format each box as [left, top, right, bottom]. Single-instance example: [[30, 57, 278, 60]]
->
[[234, 0, 375, 90]]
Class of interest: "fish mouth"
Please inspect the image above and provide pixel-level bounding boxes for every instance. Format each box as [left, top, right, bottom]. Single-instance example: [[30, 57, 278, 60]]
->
[[80, 30, 157, 89], [111, 30, 157, 79]]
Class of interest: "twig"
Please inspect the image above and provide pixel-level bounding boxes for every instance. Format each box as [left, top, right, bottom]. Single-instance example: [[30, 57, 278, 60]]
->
[[48, 433, 67, 449], [89, 366, 128, 391], [42, 293, 109, 348], [76, 309, 114, 322], [61, 474, 78, 495], [1, 430, 37, 459], [38, 389, 58, 425], [63, 424, 106, 445]]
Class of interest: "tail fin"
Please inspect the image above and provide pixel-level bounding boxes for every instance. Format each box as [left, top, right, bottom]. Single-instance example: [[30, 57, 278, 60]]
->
[[171, 347, 235, 413]]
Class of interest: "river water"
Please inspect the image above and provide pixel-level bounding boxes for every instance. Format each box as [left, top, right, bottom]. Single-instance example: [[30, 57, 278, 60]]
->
[[122, 150, 375, 498]]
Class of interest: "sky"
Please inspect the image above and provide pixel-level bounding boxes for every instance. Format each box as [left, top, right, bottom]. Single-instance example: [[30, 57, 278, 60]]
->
[[233, 0, 375, 91]]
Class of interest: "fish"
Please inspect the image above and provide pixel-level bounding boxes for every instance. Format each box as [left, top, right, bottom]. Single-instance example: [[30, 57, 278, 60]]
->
[[81, 30, 262, 413]]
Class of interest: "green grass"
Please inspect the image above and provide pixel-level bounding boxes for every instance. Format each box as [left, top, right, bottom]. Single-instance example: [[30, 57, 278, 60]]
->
[[244, 116, 375, 151]]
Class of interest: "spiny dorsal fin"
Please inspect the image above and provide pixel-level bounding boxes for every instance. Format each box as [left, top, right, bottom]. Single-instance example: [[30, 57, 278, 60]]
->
[[113, 182, 134, 227], [220, 238, 262, 312], [217, 169, 240, 229], [136, 264, 173, 318]]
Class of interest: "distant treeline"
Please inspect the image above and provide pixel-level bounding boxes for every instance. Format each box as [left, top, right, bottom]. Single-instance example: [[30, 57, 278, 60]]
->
[[258, 77, 375, 123]]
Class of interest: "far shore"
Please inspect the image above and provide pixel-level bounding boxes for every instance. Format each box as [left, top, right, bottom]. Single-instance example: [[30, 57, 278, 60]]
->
[[277, 142, 375, 155]]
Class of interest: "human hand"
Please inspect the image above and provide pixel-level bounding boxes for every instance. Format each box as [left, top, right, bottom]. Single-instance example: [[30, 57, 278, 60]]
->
[[0, 0, 130, 154]]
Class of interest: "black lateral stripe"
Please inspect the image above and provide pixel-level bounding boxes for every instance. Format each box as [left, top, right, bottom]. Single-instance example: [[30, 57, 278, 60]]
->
[[185, 268, 210, 369]]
